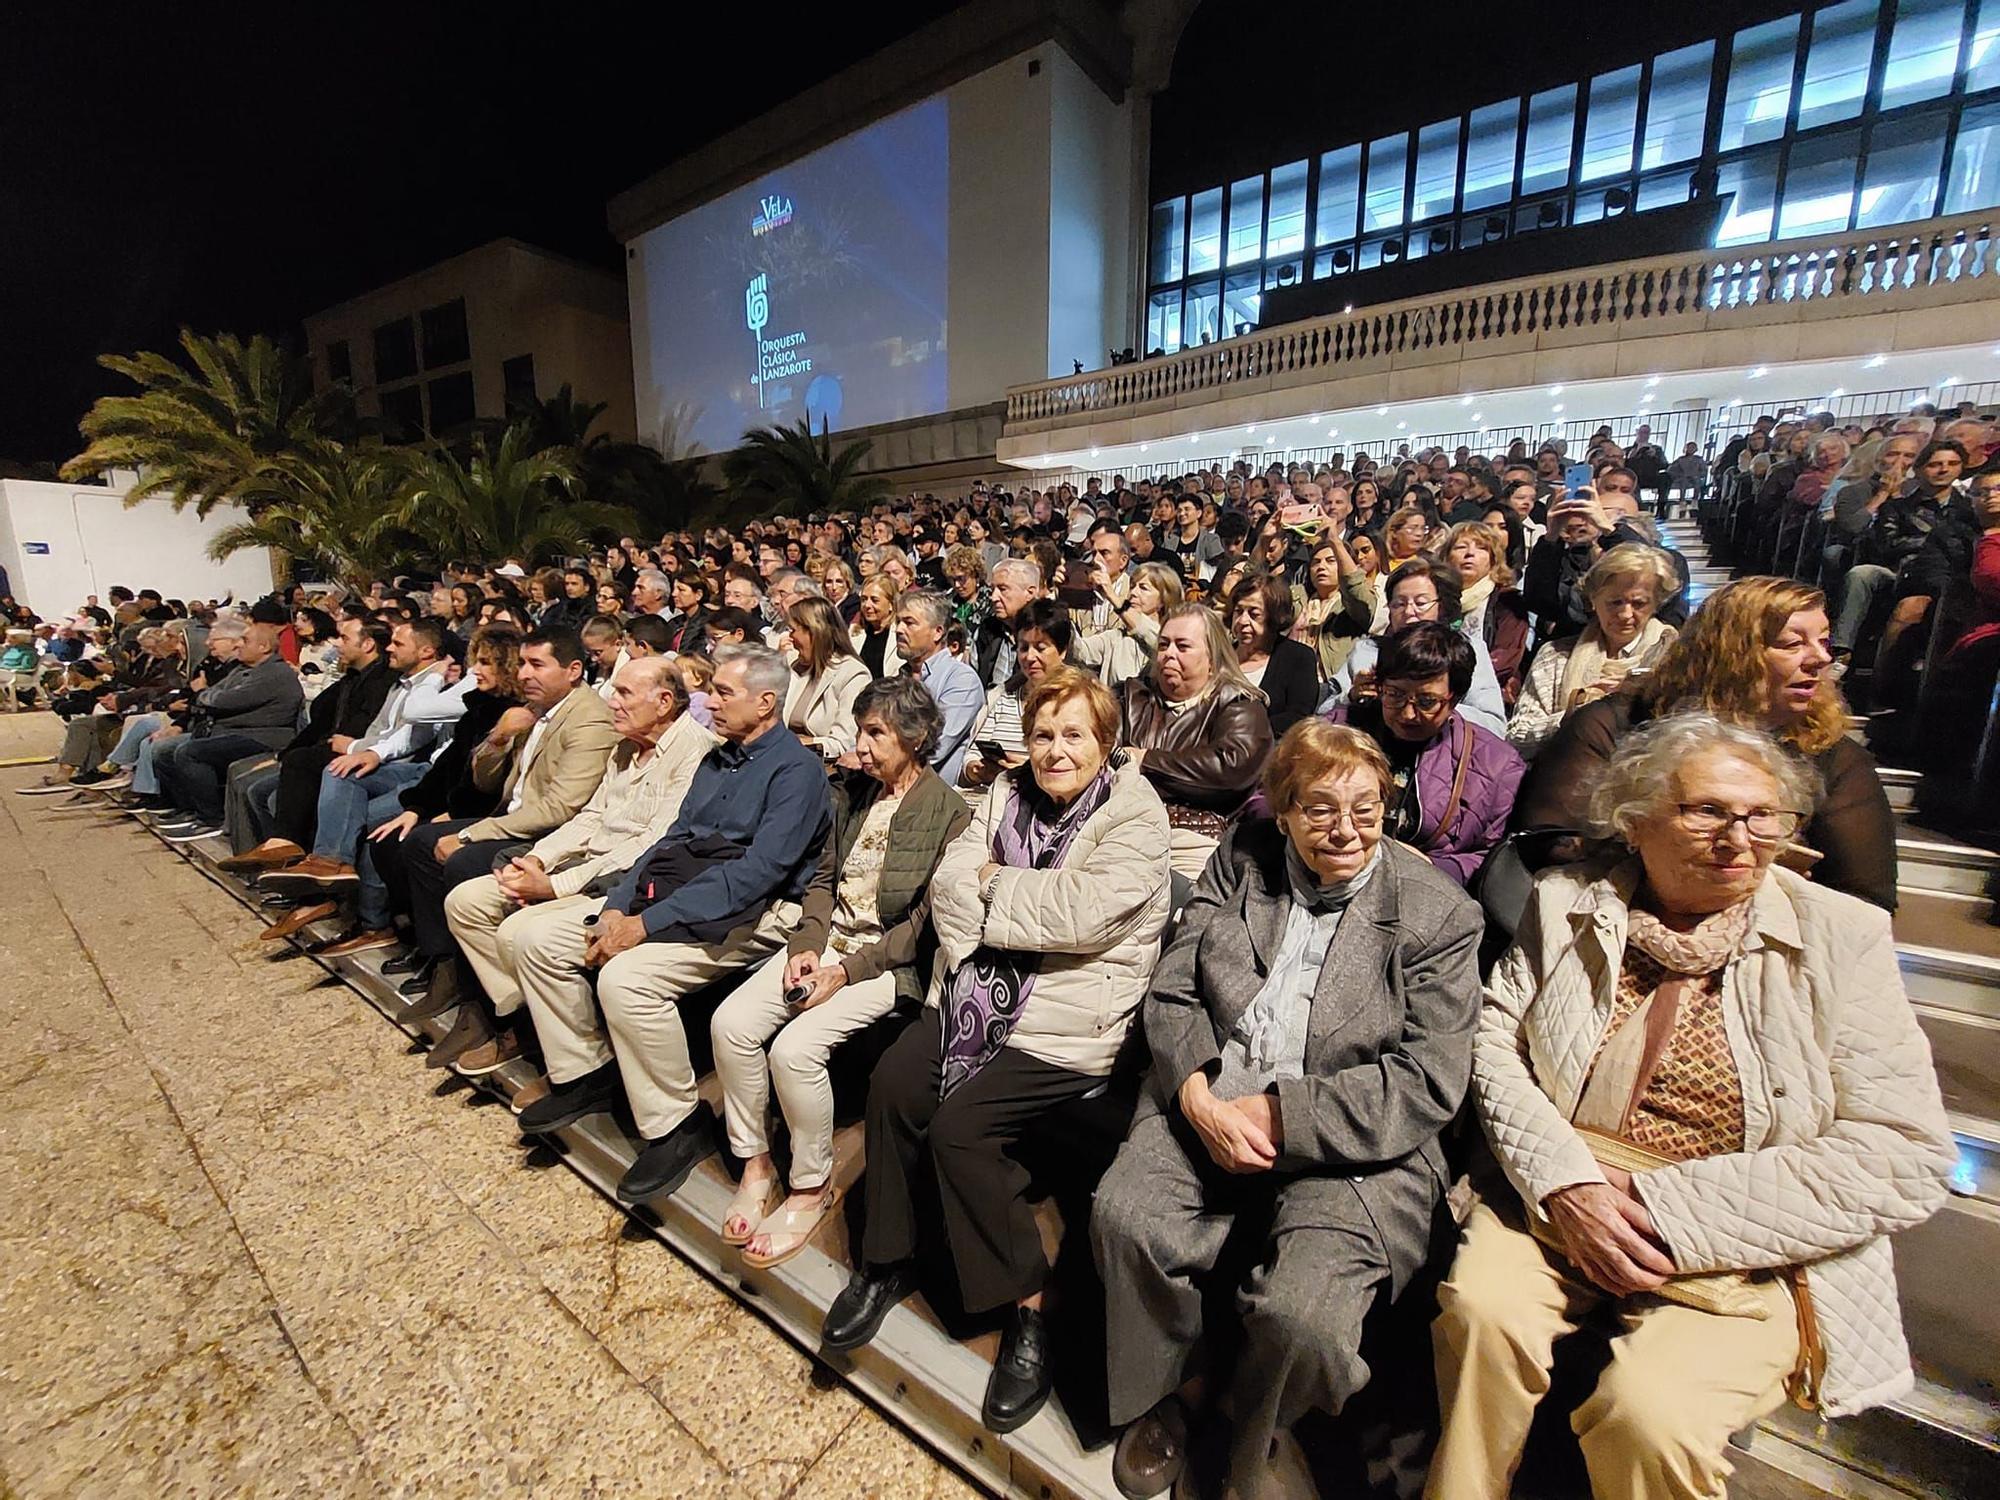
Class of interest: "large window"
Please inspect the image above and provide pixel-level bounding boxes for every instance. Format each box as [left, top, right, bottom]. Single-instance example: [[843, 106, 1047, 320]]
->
[[1858, 111, 1946, 225], [1225, 175, 1264, 266], [1413, 119, 1461, 221], [1721, 16, 1801, 151], [372, 319, 418, 384], [1315, 146, 1361, 246], [1777, 127, 1863, 237], [1463, 99, 1520, 208], [1521, 86, 1576, 195], [1798, 1, 1879, 131], [1946, 102, 2000, 213], [420, 297, 470, 369], [1581, 66, 1642, 182], [1716, 149, 1781, 244], [1644, 41, 1715, 167], [1266, 160, 1308, 257], [1970, 0, 2000, 93], [1146, 290, 1182, 354], [1363, 133, 1409, 231], [1188, 188, 1223, 275], [1882, 0, 1965, 109], [1149, 199, 1185, 285]]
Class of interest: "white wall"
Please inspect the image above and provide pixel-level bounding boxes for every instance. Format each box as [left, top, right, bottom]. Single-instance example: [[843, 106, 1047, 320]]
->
[[0, 480, 277, 618], [1045, 49, 1134, 381]]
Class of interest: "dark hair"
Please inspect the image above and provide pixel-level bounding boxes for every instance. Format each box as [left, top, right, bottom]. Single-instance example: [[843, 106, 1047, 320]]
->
[[623, 615, 673, 655], [248, 597, 290, 626], [292, 606, 337, 642], [404, 616, 453, 659], [1012, 597, 1073, 653], [1383, 555, 1463, 624], [853, 674, 944, 762], [1215, 510, 1251, 545], [705, 606, 762, 645], [351, 613, 393, 656], [1916, 437, 1971, 474], [1224, 569, 1296, 654], [521, 624, 585, 669], [1377, 620, 1476, 700]]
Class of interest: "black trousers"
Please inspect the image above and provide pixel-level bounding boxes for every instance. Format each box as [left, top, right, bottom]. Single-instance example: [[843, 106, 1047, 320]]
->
[[862, 1007, 1096, 1314], [272, 742, 335, 846], [402, 819, 530, 958]]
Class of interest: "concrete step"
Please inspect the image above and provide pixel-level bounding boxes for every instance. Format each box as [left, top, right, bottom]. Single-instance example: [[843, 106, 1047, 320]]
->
[[1898, 834, 2000, 898], [1881, 767, 1920, 811]]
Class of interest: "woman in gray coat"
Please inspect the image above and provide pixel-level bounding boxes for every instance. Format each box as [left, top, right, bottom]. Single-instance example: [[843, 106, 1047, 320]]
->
[[1091, 719, 1484, 1500]]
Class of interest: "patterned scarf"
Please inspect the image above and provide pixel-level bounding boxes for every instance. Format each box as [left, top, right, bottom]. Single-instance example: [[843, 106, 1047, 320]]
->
[[1626, 896, 1753, 975], [938, 767, 1115, 1098]]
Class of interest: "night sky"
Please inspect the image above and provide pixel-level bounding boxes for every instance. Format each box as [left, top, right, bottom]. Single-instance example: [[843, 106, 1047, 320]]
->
[[3, 0, 1799, 467]]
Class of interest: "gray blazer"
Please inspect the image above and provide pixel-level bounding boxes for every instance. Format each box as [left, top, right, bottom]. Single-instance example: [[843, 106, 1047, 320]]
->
[[1144, 821, 1483, 1276]]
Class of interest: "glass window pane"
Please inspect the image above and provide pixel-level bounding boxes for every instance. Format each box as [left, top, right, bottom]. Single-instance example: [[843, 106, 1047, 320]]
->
[[1463, 98, 1520, 209], [1721, 15, 1802, 151], [1413, 119, 1461, 221], [1267, 160, 1308, 257], [1971, 0, 2000, 92], [1638, 168, 1696, 211], [1148, 199, 1185, 286], [1946, 102, 2000, 212], [1263, 259, 1304, 291], [372, 319, 418, 384], [1800, 1, 1879, 130], [1364, 132, 1409, 231], [1522, 85, 1576, 195], [1778, 127, 1863, 238], [1643, 41, 1715, 168], [1316, 145, 1361, 245], [1715, 148, 1781, 243], [1225, 175, 1263, 267], [420, 298, 469, 368], [1581, 66, 1641, 182], [1222, 272, 1261, 337], [1184, 279, 1221, 346], [1146, 289, 1182, 354], [1882, 0, 1964, 108], [1858, 111, 1946, 225], [1188, 188, 1223, 274]]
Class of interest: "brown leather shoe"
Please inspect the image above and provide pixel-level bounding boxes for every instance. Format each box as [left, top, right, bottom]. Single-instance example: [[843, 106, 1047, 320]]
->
[[1112, 1396, 1189, 1500], [217, 838, 305, 873], [508, 1074, 551, 1115], [258, 901, 340, 942], [426, 1002, 493, 1069], [312, 927, 400, 957], [399, 961, 462, 1022], [452, 1030, 521, 1078], [259, 856, 359, 892]]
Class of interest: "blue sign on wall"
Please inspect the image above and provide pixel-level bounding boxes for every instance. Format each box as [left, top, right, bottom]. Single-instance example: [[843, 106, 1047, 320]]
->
[[23, 542, 49, 554]]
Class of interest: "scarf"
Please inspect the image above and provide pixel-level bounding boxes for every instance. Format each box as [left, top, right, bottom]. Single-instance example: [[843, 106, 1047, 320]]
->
[[1558, 615, 1674, 713], [1458, 575, 1495, 617], [1626, 896, 1753, 975], [1235, 845, 1382, 1077], [938, 766, 1115, 1097]]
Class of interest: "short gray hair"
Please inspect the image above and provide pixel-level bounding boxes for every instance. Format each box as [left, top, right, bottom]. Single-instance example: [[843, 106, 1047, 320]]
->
[[711, 641, 792, 704], [633, 569, 671, 600], [206, 616, 248, 641], [1586, 712, 1821, 845], [991, 557, 1043, 592], [769, 567, 823, 600], [853, 674, 943, 762], [899, 590, 951, 631]]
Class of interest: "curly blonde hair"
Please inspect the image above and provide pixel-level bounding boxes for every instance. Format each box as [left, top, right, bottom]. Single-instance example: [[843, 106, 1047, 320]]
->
[[1637, 577, 1847, 755]]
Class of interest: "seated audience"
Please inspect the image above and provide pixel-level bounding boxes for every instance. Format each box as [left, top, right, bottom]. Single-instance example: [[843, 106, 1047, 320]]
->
[[1514, 577, 1897, 912], [1508, 548, 1680, 758], [150, 623, 304, 840], [1118, 604, 1276, 880], [1444, 521, 1530, 703], [962, 600, 1070, 788], [1432, 714, 1953, 1499], [1323, 558, 1510, 737], [1069, 559, 1180, 688], [851, 576, 903, 678], [1288, 533, 1376, 684], [1094, 721, 1481, 1500], [893, 591, 984, 784], [1224, 571, 1320, 735], [1324, 623, 1524, 888], [712, 677, 971, 1264], [821, 669, 1172, 1435], [782, 596, 871, 760]]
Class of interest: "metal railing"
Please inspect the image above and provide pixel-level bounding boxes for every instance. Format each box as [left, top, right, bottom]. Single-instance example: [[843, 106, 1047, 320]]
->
[[1006, 212, 2000, 429]]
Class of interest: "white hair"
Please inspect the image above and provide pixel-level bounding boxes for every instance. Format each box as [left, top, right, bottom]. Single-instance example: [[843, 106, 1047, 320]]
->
[[712, 641, 792, 703], [990, 557, 1043, 591], [1586, 712, 1821, 846]]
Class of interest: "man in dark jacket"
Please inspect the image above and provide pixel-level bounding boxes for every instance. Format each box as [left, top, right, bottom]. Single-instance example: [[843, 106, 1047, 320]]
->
[[219, 614, 396, 862], [151, 623, 304, 838]]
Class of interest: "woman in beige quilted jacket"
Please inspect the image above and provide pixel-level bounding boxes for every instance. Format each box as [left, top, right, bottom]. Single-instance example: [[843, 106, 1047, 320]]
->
[[1430, 713, 1954, 1500]]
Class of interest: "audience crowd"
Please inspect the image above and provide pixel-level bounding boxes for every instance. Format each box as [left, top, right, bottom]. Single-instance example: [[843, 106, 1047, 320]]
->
[[10, 412, 1976, 1500]]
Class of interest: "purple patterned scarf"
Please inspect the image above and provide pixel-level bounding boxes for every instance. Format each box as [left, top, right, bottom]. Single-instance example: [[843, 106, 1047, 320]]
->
[[938, 767, 1115, 1098]]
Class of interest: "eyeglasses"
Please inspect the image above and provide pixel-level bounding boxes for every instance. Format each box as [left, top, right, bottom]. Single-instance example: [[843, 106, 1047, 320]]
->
[[1294, 801, 1384, 831], [1674, 803, 1804, 841], [1378, 686, 1452, 714]]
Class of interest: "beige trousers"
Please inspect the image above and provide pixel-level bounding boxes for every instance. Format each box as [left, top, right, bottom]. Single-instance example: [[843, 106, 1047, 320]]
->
[[594, 901, 800, 1140], [442, 876, 601, 1017], [482, 892, 611, 1082], [1427, 1197, 1797, 1500], [710, 946, 901, 1188]]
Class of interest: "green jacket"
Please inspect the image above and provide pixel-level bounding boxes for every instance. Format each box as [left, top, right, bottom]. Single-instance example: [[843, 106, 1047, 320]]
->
[[788, 765, 971, 1003]]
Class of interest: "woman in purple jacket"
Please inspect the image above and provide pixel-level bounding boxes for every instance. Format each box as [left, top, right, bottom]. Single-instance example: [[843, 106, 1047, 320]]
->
[[1322, 621, 1524, 888]]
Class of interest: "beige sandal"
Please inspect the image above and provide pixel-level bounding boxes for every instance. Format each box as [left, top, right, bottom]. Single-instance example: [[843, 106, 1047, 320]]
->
[[741, 1184, 841, 1269], [721, 1176, 782, 1245]]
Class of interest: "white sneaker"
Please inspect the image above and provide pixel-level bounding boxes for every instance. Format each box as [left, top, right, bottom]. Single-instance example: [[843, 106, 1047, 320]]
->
[[160, 824, 222, 845], [13, 779, 77, 796]]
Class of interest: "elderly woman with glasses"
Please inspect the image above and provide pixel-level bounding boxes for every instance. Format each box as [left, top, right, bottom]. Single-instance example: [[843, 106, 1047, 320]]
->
[[1320, 558, 1509, 737], [1093, 720, 1483, 1500], [1430, 714, 1953, 1500]]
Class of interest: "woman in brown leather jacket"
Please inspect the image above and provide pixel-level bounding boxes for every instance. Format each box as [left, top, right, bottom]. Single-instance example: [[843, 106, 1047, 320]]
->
[[1118, 603, 1275, 880]]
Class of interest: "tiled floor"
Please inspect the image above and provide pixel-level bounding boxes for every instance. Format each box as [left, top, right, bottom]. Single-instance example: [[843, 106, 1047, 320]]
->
[[0, 715, 980, 1499]]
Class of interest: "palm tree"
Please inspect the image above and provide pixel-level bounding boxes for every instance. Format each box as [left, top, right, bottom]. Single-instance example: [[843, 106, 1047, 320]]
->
[[396, 423, 636, 565], [511, 384, 717, 534], [723, 417, 891, 518], [61, 331, 350, 516], [205, 441, 411, 583]]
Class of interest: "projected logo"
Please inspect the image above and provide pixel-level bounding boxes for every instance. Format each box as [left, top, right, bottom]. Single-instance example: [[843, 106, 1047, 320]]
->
[[745, 271, 810, 410], [751, 194, 794, 236]]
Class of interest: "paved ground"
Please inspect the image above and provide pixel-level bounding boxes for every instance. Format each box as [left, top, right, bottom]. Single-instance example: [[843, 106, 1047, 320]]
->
[[0, 712, 977, 1500]]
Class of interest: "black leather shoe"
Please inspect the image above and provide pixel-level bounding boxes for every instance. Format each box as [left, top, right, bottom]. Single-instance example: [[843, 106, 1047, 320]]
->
[[381, 950, 427, 976], [615, 1104, 716, 1202], [1111, 1395, 1189, 1500], [820, 1263, 917, 1352], [516, 1062, 625, 1135], [983, 1303, 1053, 1434]]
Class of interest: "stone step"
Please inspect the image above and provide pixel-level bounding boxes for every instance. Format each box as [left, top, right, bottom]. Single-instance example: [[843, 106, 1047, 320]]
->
[[1882, 767, 1920, 811], [1898, 834, 2000, 898]]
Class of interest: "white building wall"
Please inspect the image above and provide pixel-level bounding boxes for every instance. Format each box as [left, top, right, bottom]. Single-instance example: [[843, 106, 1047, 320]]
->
[[1045, 48, 1134, 381], [0, 481, 277, 618]]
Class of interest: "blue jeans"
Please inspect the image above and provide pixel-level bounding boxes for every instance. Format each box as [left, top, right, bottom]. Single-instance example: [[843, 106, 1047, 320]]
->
[[311, 760, 430, 862], [354, 789, 414, 927], [107, 712, 166, 766]]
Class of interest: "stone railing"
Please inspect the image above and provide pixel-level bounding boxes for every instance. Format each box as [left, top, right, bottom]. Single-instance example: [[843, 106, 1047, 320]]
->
[[1006, 211, 2000, 430]]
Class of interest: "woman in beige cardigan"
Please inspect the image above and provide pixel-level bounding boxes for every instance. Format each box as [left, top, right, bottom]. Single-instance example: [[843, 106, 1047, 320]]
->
[[781, 597, 870, 759], [821, 668, 1173, 1436], [1431, 713, 1953, 1500]]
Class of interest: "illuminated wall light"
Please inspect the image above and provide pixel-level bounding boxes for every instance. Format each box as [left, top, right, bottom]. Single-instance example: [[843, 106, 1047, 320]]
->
[[1645, 375, 1661, 387], [1139, 443, 1149, 452], [1245, 424, 1256, 433], [1460, 396, 1475, 406], [1552, 404, 1565, 413], [1190, 432, 1201, 441], [1343, 303, 1354, 314], [1471, 413, 1483, 422], [1308, 414, 1322, 424], [1940, 375, 1961, 387], [1375, 405, 1388, 415], [1866, 354, 1887, 368], [1089, 447, 1100, 457], [1548, 385, 1564, 395], [1749, 365, 1767, 378], [1396, 421, 1407, 430], [1266, 435, 1278, 445], [1829, 387, 1844, 397]]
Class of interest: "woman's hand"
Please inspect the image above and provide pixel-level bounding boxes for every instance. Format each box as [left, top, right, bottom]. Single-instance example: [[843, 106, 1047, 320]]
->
[[794, 962, 848, 1009], [783, 949, 819, 990], [1542, 1181, 1674, 1295], [961, 755, 999, 788], [1348, 668, 1378, 702], [368, 810, 420, 842], [1178, 1072, 1278, 1174]]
